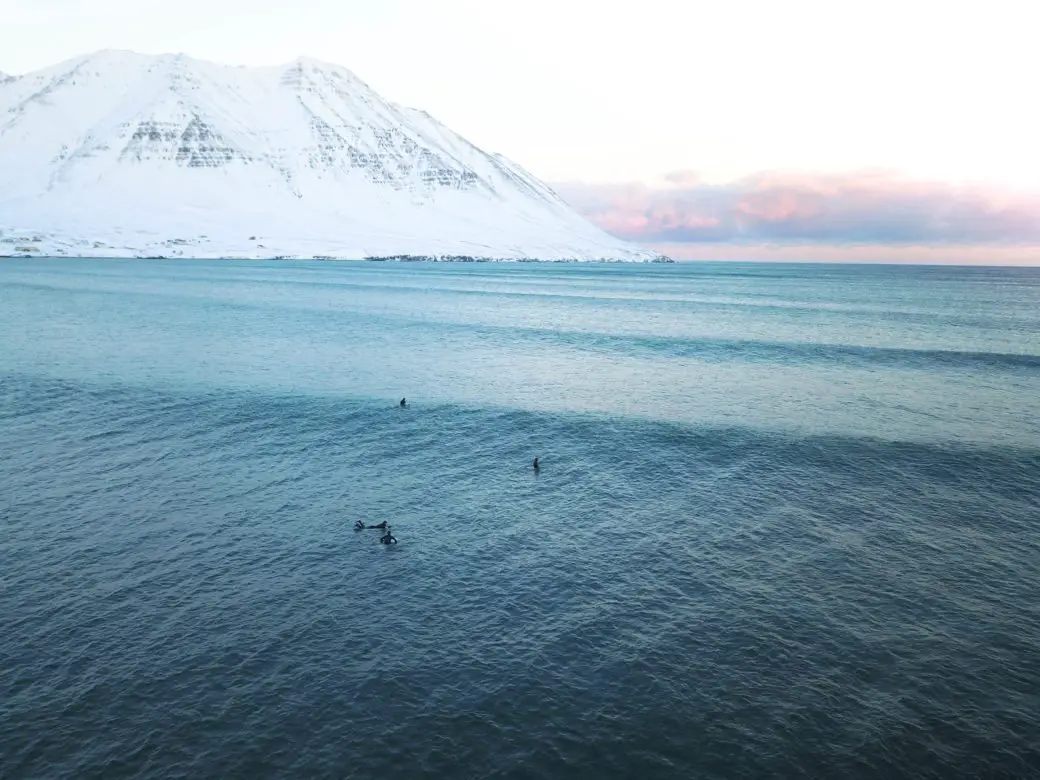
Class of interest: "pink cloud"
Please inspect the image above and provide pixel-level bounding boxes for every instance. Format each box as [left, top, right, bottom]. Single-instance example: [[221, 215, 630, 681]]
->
[[554, 171, 1040, 246]]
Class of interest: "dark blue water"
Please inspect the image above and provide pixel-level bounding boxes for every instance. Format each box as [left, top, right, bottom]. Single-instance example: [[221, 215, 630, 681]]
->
[[2, 259, 1039, 779]]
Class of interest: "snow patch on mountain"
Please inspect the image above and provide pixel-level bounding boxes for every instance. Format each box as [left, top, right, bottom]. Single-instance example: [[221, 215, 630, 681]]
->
[[0, 50, 666, 261]]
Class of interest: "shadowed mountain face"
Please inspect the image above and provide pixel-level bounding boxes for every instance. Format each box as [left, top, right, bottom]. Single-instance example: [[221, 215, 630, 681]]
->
[[0, 51, 661, 261]]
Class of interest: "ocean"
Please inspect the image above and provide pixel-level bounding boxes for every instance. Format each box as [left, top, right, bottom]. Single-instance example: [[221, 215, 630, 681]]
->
[[1, 258, 1038, 779]]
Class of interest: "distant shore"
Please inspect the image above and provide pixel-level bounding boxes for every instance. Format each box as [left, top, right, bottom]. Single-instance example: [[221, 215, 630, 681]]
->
[[0, 249, 674, 263], [362, 254, 675, 264]]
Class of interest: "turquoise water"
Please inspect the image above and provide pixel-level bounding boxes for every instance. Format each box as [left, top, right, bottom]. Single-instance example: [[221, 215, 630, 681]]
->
[[2, 259, 1039, 778]]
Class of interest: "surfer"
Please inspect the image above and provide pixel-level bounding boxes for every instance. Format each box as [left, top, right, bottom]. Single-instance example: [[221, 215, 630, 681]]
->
[[399, 397, 407, 408], [354, 519, 365, 530], [533, 456, 540, 472], [380, 526, 397, 544]]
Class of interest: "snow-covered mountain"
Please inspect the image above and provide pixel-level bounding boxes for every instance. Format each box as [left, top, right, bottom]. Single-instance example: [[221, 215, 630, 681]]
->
[[0, 50, 664, 261]]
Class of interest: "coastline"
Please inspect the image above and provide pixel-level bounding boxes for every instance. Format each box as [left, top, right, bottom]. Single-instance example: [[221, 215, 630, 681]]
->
[[0, 234, 671, 263]]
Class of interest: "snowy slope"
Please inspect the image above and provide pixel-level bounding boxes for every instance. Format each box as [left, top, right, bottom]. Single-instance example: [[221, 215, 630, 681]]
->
[[0, 50, 664, 261]]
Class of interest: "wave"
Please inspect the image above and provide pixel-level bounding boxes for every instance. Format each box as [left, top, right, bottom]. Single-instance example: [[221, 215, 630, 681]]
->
[[386, 318, 1040, 374], [4, 370, 1040, 780], [7, 268, 1035, 332], [5, 372, 1038, 494]]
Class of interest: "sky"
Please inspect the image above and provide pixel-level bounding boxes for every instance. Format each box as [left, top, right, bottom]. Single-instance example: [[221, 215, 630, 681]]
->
[[4, 0, 1039, 262]]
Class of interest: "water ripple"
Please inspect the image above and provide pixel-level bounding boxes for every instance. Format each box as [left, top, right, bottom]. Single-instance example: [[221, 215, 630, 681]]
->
[[3, 261, 1040, 779]]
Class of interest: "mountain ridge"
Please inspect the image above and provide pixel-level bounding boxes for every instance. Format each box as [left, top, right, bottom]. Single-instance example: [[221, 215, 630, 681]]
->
[[0, 50, 667, 261]]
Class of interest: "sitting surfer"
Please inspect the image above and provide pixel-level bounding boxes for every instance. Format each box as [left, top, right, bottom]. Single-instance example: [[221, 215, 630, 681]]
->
[[380, 526, 397, 544], [532, 456, 540, 472], [399, 397, 407, 408]]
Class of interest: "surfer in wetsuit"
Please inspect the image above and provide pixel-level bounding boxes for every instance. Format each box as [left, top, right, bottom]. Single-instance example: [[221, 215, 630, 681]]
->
[[354, 519, 366, 530], [380, 526, 397, 544], [399, 397, 407, 408], [533, 456, 540, 472]]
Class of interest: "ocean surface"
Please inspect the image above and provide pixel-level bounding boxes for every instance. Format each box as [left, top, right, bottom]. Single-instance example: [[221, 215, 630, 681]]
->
[[2, 258, 1039, 780]]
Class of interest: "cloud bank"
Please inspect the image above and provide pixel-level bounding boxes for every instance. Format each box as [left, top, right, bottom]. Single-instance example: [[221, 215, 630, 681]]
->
[[554, 172, 1040, 248]]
